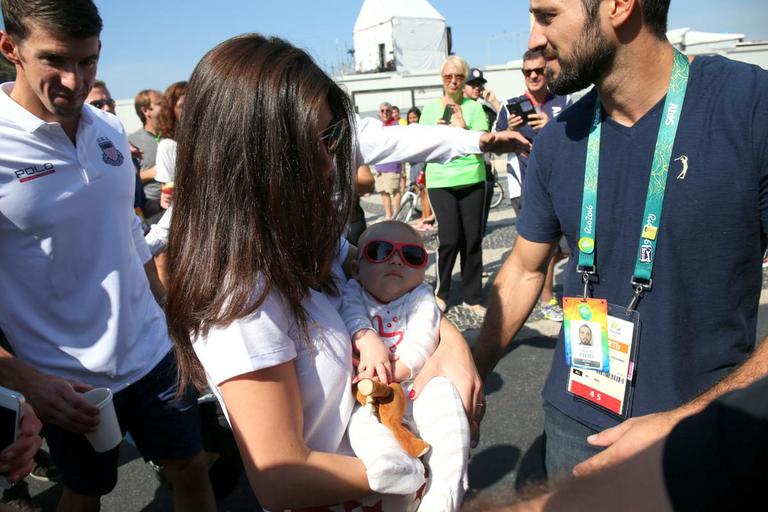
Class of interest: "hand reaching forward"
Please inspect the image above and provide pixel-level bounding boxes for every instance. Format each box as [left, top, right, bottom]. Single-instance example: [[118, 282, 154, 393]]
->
[[573, 410, 684, 477]]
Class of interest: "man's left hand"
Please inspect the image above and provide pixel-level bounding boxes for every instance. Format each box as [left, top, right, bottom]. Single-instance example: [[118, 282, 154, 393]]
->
[[528, 112, 550, 130], [479, 131, 531, 156], [573, 410, 684, 477]]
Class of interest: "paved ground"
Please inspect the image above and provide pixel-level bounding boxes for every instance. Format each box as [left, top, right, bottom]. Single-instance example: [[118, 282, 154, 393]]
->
[[23, 175, 768, 510]]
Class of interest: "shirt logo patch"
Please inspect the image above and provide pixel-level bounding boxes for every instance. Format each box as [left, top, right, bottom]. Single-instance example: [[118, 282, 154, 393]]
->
[[15, 163, 56, 183], [675, 155, 689, 180], [97, 137, 124, 167]]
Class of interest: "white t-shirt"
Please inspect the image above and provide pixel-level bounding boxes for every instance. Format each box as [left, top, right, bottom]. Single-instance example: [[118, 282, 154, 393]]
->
[[194, 240, 356, 454], [154, 138, 177, 183], [341, 281, 440, 379], [0, 82, 171, 389]]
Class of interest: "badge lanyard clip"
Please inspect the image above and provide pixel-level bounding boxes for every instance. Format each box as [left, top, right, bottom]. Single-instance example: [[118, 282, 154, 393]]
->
[[579, 267, 596, 299], [627, 278, 652, 312]]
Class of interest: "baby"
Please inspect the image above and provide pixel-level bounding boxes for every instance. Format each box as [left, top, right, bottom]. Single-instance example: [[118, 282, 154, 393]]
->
[[343, 221, 470, 512]]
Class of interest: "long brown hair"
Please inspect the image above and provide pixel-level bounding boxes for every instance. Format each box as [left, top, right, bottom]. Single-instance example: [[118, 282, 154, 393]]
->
[[166, 34, 356, 392], [156, 80, 187, 140]]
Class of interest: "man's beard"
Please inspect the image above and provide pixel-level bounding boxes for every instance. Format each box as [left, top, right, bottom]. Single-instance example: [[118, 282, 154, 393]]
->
[[545, 20, 616, 95]]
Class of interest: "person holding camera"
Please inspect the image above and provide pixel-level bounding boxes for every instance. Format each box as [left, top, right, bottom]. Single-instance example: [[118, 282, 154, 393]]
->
[[494, 48, 571, 322], [419, 55, 489, 316]]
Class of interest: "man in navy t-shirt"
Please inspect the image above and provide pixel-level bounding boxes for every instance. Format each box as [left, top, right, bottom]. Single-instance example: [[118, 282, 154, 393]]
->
[[473, 0, 768, 480]]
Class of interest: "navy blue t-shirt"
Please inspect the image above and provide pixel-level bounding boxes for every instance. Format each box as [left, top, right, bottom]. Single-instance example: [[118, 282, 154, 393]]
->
[[517, 55, 768, 429]]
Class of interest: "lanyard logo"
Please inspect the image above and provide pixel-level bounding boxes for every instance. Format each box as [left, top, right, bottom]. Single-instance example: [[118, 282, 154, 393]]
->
[[675, 155, 689, 180]]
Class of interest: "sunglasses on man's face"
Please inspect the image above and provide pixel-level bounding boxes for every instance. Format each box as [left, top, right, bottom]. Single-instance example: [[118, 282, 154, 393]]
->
[[90, 98, 115, 109], [361, 240, 428, 269], [320, 118, 346, 155], [522, 67, 545, 77]]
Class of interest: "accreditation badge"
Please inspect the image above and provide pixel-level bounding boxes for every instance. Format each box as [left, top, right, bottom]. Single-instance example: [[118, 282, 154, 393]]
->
[[567, 304, 640, 418], [563, 297, 610, 372]]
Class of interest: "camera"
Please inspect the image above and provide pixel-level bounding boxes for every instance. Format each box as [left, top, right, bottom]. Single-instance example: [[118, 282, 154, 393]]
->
[[0, 386, 25, 489], [506, 98, 537, 125]]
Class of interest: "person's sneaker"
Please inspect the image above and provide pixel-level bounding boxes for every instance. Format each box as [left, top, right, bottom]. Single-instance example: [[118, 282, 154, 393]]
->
[[541, 298, 564, 322], [29, 449, 61, 483], [1, 481, 42, 512], [464, 303, 487, 317], [763, 255, 768, 268], [435, 297, 447, 313]]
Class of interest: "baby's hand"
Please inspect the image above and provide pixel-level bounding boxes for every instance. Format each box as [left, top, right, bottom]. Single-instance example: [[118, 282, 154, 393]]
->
[[354, 331, 393, 385]]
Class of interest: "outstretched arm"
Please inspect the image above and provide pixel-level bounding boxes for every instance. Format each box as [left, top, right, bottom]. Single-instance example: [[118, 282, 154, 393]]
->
[[356, 115, 530, 165], [472, 235, 556, 381]]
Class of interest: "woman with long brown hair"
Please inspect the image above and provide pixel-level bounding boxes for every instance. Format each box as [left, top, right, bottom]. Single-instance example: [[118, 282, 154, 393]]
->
[[166, 34, 443, 510]]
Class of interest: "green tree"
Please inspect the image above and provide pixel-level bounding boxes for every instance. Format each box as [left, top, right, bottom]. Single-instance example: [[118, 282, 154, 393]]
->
[[0, 56, 15, 82]]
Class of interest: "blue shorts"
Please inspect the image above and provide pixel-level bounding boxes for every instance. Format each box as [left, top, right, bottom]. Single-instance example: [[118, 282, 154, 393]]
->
[[43, 351, 202, 496]]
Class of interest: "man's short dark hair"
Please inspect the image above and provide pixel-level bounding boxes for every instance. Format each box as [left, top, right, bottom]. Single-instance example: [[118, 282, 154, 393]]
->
[[1, 0, 102, 41], [523, 49, 545, 62], [581, 0, 670, 39]]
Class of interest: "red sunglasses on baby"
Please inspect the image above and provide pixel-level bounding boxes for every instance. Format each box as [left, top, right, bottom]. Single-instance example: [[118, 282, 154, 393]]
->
[[361, 240, 428, 269]]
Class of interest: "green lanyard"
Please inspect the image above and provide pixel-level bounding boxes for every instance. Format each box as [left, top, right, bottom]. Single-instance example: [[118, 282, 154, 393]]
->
[[577, 49, 690, 309]]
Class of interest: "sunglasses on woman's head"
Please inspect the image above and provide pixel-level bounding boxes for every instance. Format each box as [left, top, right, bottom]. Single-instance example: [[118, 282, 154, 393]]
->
[[361, 240, 428, 269]]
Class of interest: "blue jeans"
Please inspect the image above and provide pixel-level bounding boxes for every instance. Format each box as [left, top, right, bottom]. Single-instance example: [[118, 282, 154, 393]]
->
[[543, 401, 604, 481]]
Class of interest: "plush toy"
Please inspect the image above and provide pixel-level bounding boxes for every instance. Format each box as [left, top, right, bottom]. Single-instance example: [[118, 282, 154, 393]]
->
[[355, 379, 430, 459]]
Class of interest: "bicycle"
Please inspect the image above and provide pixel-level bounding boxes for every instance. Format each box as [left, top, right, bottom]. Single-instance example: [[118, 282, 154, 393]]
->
[[489, 168, 505, 209], [393, 169, 425, 223], [395, 167, 505, 222]]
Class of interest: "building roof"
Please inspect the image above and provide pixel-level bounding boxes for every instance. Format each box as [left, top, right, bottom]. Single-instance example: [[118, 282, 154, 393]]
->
[[354, 0, 444, 32]]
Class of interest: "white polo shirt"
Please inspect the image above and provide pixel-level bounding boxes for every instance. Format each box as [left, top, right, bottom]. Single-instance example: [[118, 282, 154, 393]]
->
[[0, 82, 171, 390]]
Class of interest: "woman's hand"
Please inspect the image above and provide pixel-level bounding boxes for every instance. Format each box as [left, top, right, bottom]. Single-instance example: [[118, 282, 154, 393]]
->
[[448, 104, 467, 129], [411, 317, 485, 447]]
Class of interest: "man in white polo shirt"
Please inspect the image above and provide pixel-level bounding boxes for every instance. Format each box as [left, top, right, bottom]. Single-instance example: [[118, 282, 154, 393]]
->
[[0, 1, 215, 510]]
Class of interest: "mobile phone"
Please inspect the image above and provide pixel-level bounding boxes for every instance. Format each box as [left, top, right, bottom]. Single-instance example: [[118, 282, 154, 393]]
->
[[0, 386, 24, 489], [441, 105, 453, 124], [506, 99, 537, 125]]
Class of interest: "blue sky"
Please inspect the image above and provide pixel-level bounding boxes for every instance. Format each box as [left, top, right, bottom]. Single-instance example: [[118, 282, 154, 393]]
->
[[17, 1, 768, 98]]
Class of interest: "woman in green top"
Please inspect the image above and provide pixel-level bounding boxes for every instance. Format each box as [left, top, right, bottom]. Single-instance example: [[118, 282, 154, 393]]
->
[[420, 56, 489, 315]]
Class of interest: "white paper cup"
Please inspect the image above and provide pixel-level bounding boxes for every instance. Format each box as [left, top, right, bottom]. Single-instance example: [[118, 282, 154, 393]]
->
[[82, 388, 122, 452]]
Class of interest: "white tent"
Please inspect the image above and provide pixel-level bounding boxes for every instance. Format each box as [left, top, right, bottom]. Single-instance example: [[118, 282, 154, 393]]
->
[[353, 0, 448, 73]]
